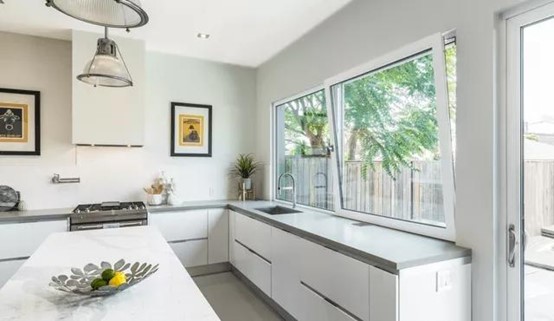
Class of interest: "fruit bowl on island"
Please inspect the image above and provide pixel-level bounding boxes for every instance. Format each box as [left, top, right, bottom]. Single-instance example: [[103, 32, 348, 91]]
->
[[49, 259, 159, 297]]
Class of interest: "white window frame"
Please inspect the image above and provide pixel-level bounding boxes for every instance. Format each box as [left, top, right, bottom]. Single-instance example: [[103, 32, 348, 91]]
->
[[323, 33, 456, 241], [271, 86, 335, 213]]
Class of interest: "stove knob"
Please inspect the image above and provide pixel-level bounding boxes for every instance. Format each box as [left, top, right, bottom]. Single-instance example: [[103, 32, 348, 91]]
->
[[85, 208, 90, 213], [133, 204, 139, 210], [75, 209, 81, 214], [140, 205, 146, 210]]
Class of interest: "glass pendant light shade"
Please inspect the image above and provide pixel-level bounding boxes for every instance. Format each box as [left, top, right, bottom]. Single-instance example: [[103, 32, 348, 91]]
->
[[77, 30, 133, 88], [45, 0, 149, 28]]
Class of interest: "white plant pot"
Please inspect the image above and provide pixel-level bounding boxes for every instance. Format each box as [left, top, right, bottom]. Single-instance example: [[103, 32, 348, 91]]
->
[[147, 194, 163, 206], [243, 178, 252, 190]]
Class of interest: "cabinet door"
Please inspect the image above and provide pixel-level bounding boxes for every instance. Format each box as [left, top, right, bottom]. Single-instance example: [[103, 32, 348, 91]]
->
[[233, 240, 271, 296], [300, 238, 370, 321], [235, 213, 271, 261], [299, 281, 360, 321], [150, 210, 208, 242], [169, 239, 208, 268], [208, 209, 228, 264], [229, 210, 237, 265], [0, 220, 67, 260], [271, 227, 303, 319], [0, 259, 25, 288], [370, 266, 398, 321]]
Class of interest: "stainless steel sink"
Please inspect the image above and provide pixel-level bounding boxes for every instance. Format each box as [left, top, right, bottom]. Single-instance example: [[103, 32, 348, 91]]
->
[[255, 206, 302, 215]]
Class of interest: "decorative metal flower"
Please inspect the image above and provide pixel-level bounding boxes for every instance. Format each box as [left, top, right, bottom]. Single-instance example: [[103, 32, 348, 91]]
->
[[50, 259, 159, 297]]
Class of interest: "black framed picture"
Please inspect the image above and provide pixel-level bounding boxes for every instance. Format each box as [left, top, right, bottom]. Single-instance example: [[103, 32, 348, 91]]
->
[[0, 88, 40, 156], [171, 102, 212, 157]]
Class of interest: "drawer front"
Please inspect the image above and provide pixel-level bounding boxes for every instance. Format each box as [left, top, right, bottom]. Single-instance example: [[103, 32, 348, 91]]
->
[[0, 220, 67, 260], [233, 240, 271, 295], [235, 213, 271, 261], [0, 259, 26, 289], [150, 210, 208, 242], [169, 239, 208, 268], [300, 239, 370, 321], [299, 281, 361, 321], [369, 266, 398, 321], [208, 209, 229, 264], [229, 210, 237, 265]]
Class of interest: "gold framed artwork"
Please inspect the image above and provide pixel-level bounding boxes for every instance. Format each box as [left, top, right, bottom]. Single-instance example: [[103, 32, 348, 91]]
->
[[0, 88, 40, 156], [171, 102, 212, 157]]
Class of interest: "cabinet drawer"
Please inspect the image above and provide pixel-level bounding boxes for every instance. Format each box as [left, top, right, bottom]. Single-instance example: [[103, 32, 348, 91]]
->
[[0, 259, 26, 289], [0, 220, 67, 260], [235, 213, 271, 261], [208, 209, 229, 264], [169, 239, 208, 268], [300, 239, 370, 321], [299, 281, 360, 321], [233, 240, 271, 296], [150, 210, 208, 242]]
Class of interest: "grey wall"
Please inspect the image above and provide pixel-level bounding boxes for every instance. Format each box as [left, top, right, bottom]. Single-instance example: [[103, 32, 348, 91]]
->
[[254, 0, 521, 320], [0, 31, 257, 209]]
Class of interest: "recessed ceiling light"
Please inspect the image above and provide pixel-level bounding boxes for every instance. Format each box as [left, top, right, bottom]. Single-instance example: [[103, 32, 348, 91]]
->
[[197, 33, 210, 39]]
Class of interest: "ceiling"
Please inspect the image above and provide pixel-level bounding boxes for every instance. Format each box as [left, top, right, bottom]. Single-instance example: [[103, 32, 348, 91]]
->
[[0, 0, 352, 67]]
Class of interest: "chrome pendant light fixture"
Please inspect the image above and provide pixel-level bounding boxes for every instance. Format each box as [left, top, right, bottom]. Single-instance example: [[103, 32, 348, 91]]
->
[[45, 0, 149, 29], [77, 27, 133, 88]]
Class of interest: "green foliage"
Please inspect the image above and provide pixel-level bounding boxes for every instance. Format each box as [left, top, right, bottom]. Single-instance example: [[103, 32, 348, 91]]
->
[[343, 52, 442, 178], [231, 154, 260, 178]]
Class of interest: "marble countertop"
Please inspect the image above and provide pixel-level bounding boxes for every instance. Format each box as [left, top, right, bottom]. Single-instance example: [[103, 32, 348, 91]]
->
[[0, 226, 220, 321]]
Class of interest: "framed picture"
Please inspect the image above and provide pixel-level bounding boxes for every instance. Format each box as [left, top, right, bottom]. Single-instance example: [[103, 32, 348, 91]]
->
[[171, 102, 212, 157], [0, 88, 40, 156]]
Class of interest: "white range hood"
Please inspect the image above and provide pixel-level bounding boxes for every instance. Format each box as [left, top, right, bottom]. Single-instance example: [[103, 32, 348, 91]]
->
[[71, 30, 145, 147]]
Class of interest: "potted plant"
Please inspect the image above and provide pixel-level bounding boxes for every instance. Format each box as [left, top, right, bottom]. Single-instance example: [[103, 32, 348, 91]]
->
[[231, 154, 260, 190]]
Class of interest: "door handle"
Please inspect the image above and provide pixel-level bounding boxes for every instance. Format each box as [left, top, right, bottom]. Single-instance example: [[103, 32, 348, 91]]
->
[[508, 224, 518, 268]]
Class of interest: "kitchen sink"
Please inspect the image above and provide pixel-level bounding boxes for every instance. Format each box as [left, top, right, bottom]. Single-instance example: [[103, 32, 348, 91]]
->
[[255, 206, 302, 215]]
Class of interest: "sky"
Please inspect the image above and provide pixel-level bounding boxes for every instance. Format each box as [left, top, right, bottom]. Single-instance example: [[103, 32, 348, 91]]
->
[[524, 17, 554, 133]]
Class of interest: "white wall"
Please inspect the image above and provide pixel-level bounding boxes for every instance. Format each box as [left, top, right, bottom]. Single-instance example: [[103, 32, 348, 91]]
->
[[0, 31, 257, 210], [254, 0, 521, 320]]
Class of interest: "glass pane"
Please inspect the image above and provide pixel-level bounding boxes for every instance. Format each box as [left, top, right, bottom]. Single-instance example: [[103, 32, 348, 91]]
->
[[331, 49, 449, 227], [522, 16, 554, 321], [275, 90, 334, 211]]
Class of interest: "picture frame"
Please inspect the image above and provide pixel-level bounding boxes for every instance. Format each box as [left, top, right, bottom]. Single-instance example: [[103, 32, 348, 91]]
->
[[0, 88, 41, 156], [171, 102, 212, 157]]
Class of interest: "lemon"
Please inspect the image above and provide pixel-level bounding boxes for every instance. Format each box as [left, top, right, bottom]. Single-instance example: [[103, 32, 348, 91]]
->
[[91, 278, 107, 290], [108, 271, 127, 287], [101, 269, 115, 282]]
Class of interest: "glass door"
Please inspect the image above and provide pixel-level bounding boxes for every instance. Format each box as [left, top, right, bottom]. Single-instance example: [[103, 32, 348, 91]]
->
[[506, 3, 554, 320]]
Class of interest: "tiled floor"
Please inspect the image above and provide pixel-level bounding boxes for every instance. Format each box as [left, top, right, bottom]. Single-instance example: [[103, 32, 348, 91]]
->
[[193, 272, 284, 321]]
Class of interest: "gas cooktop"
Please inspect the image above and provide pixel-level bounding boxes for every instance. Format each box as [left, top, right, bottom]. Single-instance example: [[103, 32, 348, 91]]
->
[[72, 201, 146, 214]]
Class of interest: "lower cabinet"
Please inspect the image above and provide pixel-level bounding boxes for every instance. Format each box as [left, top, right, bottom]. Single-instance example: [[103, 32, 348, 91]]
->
[[300, 281, 361, 321], [0, 259, 26, 288], [169, 240, 209, 268], [233, 239, 271, 296]]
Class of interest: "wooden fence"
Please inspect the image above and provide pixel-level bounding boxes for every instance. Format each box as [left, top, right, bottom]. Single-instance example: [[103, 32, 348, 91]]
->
[[281, 158, 554, 234]]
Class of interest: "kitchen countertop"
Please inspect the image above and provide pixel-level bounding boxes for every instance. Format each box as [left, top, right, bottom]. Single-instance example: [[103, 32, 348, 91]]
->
[[0, 226, 220, 321], [0, 200, 471, 273]]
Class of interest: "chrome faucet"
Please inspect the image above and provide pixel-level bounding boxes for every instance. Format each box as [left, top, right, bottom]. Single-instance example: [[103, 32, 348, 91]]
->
[[277, 173, 296, 208]]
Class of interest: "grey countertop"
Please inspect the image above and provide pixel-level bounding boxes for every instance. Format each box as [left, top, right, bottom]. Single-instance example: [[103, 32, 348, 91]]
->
[[0, 200, 471, 272]]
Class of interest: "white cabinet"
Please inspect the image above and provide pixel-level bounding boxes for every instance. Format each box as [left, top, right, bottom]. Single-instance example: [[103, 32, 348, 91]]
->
[[299, 281, 360, 321], [370, 266, 398, 321], [208, 209, 228, 264], [299, 238, 370, 321], [235, 213, 272, 261], [229, 210, 237, 266], [233, 240, 271, 296], [271, 227, 303, 320], [0, 220, 67, 260], [0, 259, 25, 289], [169, 240, 208, 268], [150, 210, 208, 267], [72, 30, 145, 146]]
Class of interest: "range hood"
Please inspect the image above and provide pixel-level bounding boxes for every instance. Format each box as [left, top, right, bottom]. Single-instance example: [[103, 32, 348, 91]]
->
[[71, 30, 145, 147]]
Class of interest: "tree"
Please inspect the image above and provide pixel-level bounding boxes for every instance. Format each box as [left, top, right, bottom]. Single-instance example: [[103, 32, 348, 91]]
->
[[282, 91, 329, 156], [343, 51, 445, 178]]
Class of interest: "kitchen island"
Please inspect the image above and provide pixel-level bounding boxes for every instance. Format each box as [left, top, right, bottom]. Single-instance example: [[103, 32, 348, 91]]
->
[[0, 226, 220, 321]]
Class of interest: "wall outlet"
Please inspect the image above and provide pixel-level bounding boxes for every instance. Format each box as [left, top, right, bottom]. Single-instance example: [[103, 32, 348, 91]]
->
[[436, 270, 453, 292]]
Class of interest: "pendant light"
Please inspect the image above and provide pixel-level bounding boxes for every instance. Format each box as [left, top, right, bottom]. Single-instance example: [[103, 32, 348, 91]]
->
[[77, 27, 133, 88], [45, 0, 149, 29]]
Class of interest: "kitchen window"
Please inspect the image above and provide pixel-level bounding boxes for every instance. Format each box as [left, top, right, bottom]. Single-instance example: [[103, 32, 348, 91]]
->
[[273, 89, 334, 211], [325, 33, 456, 240]]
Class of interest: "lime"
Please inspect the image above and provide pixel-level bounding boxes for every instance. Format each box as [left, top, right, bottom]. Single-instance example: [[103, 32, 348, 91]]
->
[[91, 278, 107, 290], [108, 271, 127, 287], [101, 269, 115, 282]]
